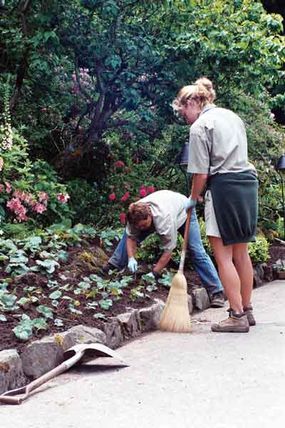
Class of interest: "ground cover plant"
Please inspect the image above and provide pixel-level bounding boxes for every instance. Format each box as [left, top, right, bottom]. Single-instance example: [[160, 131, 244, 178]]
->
[[0, 220, 283, 354], [0, 0, 285, 354], [0, 223, 175, 352]]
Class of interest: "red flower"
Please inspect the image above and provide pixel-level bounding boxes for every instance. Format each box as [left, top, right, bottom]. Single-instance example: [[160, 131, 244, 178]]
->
[[146, 185, 155, 194], [139, 186, 147, 197], [119, 212, 126, 225], [121, 191, 130, 202], [114, 160, 125, 168], [57, 193, 70, 203], [108, 192, 116, 201]]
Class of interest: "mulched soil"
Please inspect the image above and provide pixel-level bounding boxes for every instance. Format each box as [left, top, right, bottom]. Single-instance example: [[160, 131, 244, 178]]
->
[[0, 240, 284, 355]]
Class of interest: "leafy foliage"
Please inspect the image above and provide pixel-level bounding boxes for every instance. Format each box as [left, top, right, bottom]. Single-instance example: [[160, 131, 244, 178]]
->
[[0, 0, 284, 235], [248, 235, 270, 264]]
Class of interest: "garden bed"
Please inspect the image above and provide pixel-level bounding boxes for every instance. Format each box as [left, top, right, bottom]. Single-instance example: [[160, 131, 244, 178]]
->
[[0, 229, 284, 355]]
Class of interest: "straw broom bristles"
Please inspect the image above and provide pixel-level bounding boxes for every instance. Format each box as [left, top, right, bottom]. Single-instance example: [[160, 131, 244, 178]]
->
[[159, 271, 191, 332], [159, 208, 192, 333]]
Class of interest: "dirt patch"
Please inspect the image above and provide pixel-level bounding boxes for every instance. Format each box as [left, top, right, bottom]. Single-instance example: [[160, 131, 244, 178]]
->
[[0, 241, 284, 354]]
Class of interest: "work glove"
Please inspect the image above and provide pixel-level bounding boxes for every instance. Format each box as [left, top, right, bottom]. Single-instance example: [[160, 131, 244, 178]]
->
[[184, 197, 197, 212], [128, 257, 138, 273]]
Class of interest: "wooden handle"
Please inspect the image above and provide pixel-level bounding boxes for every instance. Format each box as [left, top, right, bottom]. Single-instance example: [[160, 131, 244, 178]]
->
[[178, 208, 192, 273]]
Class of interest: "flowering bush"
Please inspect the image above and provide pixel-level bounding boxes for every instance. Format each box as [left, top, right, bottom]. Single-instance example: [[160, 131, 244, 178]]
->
[[105, 159, 158, 226], [0, 87, 72, 227]]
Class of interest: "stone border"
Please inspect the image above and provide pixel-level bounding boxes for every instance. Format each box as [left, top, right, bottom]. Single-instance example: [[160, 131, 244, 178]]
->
[[0, 263, 272, 394]]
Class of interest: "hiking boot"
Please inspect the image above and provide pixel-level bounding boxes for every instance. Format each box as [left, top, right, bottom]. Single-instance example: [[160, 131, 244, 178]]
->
[[210, 291, 225, 308], [211, 310, 249, 333], [243, 305, 256, 326]]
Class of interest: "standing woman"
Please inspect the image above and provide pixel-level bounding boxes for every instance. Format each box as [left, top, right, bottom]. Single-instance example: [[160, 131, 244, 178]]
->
[[173, 77, 258, 333]]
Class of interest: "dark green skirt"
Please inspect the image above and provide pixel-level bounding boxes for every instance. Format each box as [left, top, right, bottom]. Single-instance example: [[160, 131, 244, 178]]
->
[[208, 171, 258, 245]]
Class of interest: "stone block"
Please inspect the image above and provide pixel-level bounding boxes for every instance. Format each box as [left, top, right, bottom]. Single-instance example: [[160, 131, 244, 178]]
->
[[192, 287, 210, 311], [138, 299, 164, 332], [262, 263, 274, 282], [188, 294, 193, 314], [253, 264, 264, 288], [0, 349, 27, 394], [21, 337, 64, 379], [116, 310, 140, 340], [103, 318, 124, 349], [58, 325, 106, 351]]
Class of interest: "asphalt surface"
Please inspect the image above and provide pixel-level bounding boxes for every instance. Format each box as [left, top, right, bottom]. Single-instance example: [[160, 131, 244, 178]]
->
[[1, 280, 285, 428]]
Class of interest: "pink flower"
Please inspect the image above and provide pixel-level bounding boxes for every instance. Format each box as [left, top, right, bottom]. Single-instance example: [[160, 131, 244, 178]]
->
[[38, 191, 49, 203], [114, 160, 125, 168], [13, 190, 24, 200], [57, 193, 70, 203], [146, 185, 155, 194], [33, 203, 47, 214], [121, 192, 130, 202], [5, 182, 12, 193], [6, 198, 28, 222], [12, 190, 34, 205], [139, 186, 147, 198], [7, 197, 23, 213], [17, 211, 29, 222], [108, 193, 116, 201], [119, 212, 126, 225]]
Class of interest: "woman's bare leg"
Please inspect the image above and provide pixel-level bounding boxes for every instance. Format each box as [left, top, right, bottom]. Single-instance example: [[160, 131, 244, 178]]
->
[[209, 237, 243, 313], [232, 243, 253, 308]]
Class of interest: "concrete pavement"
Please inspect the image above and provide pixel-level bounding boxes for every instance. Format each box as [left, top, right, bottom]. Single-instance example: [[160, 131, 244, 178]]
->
[[1, 280, 285, 428]]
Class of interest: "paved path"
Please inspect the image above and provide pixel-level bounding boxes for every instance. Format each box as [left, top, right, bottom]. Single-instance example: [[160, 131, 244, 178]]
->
[[1, 281, 285, 428]]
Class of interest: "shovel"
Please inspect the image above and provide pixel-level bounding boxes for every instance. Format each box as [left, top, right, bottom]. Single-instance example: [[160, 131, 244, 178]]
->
[[0, 343, 128, 405]]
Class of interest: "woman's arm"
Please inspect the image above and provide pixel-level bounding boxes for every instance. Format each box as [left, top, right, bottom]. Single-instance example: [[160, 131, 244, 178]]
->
[[190, 173, 208, 199]]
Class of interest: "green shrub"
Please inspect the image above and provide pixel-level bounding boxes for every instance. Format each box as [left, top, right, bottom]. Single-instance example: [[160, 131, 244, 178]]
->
[[66, 179, 103, 225], [248, 235, 269, 264], [137, 234, 161, 264], [0, 85, 72, 227], [198, 218, 212, 255]]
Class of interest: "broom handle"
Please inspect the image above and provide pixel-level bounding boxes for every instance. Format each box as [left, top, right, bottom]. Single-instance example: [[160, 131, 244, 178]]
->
[[178, 208, 192, 273]]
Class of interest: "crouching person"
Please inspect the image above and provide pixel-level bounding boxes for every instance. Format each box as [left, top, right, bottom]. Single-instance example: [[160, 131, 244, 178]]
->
[[103, 190, 224, 307]]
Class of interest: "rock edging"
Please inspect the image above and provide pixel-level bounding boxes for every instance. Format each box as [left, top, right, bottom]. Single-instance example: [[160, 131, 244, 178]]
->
[[0, 263, 270, 395]]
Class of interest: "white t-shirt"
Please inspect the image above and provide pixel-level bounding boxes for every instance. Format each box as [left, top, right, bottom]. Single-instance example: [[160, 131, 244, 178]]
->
[[126, 190, 187, 252]]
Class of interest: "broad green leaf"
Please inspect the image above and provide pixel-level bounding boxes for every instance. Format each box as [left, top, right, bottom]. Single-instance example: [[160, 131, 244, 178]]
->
[[0, 292, 17, 309], [49, 290, 62, 300], [33, 317, 48, 330], [36, 305, 54, 319], [17, 297, 30, 307], [12, 315, 33, 341], [36, 259, 60, 274], [98, 298, 113, 310]]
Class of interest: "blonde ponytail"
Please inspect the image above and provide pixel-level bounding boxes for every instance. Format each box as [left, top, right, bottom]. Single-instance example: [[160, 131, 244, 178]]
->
[[172, 76, 216, 112]]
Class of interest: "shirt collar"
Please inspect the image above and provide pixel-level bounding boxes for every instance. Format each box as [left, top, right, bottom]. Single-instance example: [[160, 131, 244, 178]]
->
[[201, 103, 216, 115]]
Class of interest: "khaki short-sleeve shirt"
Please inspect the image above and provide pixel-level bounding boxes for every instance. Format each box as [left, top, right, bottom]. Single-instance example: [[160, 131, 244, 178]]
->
[[126, 190, 187, 252], [187, 105, 256, 176]]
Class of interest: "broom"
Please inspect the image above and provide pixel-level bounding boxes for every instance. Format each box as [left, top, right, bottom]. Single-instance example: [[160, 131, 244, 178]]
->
[[159, 208, 192, 333]]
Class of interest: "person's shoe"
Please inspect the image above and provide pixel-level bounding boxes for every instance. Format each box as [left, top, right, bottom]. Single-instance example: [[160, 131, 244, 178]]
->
[[211, 309, 250, 333], [243, 305, 256, 326], [210, 291, 225, 308]]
